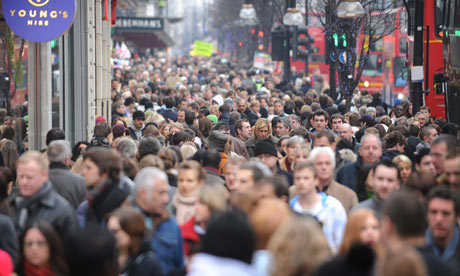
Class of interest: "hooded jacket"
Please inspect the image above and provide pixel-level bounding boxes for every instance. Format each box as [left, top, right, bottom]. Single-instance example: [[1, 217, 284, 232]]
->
[[129, 120, 145, 141]]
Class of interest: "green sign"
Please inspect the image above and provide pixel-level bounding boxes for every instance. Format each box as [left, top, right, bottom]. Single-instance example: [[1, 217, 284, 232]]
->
[[193, 40, 213, 57]]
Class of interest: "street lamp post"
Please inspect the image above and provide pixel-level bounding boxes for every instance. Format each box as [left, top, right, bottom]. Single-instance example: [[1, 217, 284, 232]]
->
[[282, 0, 305, 83], [239, 0, 258, 65], [411, 0, 425, 112], [239, 0, 258, 26]]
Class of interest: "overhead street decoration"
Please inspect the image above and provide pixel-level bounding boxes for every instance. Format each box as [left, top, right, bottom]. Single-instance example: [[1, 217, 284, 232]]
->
[[116, 17, 164, 31], [2, 0, 77, 42]]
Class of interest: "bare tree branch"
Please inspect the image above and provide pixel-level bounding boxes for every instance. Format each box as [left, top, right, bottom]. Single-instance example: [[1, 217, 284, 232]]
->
[[309, 0, 403, 110]]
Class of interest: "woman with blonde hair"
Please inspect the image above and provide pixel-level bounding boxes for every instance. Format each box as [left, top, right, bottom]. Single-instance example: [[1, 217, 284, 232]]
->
[[250, 100, 262, 119], [293, 146, 311, 166], [245, 118, 278, 157], [393, 154, 412, 184], [339, 209, 384, 257], [268, 216, 331, 276], [169, 122, 185, 136], [171, 160, 206, 224], [180, 183, 230, 258], [145, 111, 165, 127], [180, 142, 198, 160], [159, 123, 169, 137]]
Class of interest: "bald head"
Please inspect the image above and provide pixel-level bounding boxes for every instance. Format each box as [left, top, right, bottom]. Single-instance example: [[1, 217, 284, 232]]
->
[[339, 123, 354, 142]]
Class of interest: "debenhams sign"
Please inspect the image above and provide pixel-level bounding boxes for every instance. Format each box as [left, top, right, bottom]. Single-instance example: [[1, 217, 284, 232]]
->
[[116, 17, 164, 31], [2, 0, 77, 42]]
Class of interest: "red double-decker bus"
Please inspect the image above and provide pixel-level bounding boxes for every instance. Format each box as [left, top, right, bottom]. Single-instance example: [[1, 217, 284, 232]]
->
[[358, 8, 409, 106], [437, 0, 460, 123], [406, 0, 446, 118]]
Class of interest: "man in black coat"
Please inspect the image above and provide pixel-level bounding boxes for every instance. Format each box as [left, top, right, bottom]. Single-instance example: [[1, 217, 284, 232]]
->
[[9, 151, 78, 239]]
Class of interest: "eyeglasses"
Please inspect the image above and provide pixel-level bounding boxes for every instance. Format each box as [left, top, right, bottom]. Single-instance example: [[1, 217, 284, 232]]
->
[[24, 240, 47, 248]]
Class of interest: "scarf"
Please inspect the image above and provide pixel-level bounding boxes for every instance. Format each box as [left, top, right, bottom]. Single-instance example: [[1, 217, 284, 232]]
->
[[24, 261, 55, 276], [173, 192, 198, 225], [425, 226, 460, 262], [14, 181, 53, 231], [86, 179, 129, 223]]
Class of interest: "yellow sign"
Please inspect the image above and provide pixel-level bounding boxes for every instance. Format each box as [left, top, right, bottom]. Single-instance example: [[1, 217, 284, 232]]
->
[[193, 40, 213, 57]]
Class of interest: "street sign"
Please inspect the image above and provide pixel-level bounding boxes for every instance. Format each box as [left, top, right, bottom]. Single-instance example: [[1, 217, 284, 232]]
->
[[2, 0, 77, 42], [338, 51, 347, 64], [411, 66, 424, 83], [330, 52, 336, 63], [193, 40, 213, 57]]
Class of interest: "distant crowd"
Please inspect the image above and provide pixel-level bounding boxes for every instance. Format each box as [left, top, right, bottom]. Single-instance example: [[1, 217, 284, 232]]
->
[[0, 55, 459, 276]]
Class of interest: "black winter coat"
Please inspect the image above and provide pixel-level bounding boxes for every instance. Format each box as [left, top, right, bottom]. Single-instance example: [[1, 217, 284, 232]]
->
[[121, 239, 165, 276]]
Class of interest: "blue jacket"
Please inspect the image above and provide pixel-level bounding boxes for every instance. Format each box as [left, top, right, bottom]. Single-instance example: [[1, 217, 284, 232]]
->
[[152, 216, 185, 274], [218, 112, 230, 124], [133, 204, 184, 275], [160, 109, 178, 123]]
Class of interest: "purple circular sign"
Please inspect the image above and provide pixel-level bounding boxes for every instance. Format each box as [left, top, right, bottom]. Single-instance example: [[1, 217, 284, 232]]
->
[[2, 0, 77, 42]]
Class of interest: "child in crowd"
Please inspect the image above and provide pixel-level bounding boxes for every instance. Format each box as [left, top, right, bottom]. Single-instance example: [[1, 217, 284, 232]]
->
[[289, 161, 347, 252]]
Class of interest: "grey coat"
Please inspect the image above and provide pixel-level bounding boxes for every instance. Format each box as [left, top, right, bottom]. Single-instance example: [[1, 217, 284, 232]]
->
[[48, 162, 87, 209], [205, 169, 225, 186], [9, 181, 79, 239]]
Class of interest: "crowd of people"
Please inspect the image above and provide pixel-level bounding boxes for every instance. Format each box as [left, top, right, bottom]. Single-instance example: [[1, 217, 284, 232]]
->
[[0, 54, 460, 276]]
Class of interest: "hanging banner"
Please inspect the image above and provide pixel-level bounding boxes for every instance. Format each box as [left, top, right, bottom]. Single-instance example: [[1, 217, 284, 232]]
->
[[193, 40, 213, 57], [2, 0, 77, 42]]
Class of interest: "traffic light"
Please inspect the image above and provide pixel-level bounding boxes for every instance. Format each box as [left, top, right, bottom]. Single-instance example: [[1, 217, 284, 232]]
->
[[258, 31, 264, 38], [332, 33, 339, 47], [340, 34, 347, 48], [332, 33, 347, 48], [271, 27, 287, 61], [293, 26, 314, 61], [251, 28, 256, 35]]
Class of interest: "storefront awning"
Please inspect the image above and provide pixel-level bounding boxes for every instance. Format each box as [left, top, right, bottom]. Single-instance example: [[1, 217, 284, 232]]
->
[[113, 17, 174, 49]]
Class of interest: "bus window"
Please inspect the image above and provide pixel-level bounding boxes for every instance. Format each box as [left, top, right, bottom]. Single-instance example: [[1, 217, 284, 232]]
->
[[370, 40, 383, 51], [394, 57, 408, 87], [310, 54, 325, 63], [400, 10, 407, 34], [362, 54, 384, 77], [454, 0, 460, 28], [450, 36, 460, 69], [435, 0, 447, 37], [399, 37, 407, 54]]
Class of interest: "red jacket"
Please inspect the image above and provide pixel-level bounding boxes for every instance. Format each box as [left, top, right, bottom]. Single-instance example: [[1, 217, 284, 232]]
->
[[179, 217, 200, 257]]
